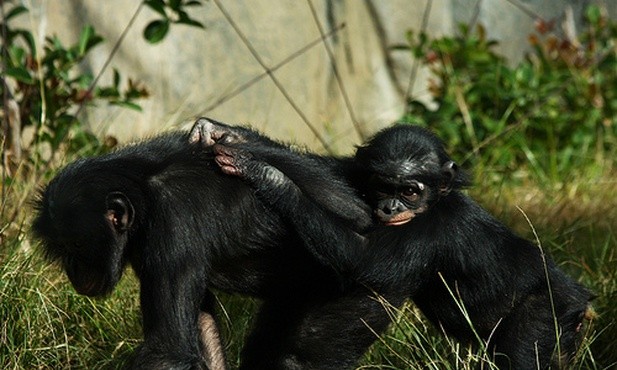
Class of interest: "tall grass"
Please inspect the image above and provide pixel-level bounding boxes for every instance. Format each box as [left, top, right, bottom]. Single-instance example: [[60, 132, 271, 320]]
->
[[1, 157, 615, 369], [0, 246, 141, 369]]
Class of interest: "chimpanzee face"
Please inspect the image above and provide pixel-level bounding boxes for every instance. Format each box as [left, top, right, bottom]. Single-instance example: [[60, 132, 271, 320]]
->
[[365, 160, 458, 226], [33, 172, 134, 297], [355, 125, 462, 227], [369, 175, 433, 226]]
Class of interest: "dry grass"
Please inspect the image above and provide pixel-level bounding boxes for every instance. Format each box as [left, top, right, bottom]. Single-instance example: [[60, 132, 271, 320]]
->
[[1, 158, 615, 369]]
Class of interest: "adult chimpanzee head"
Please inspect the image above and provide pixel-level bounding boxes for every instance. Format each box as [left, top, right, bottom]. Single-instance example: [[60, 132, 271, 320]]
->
[[33, 160, 137, 297], [355, 125, 469, 226]]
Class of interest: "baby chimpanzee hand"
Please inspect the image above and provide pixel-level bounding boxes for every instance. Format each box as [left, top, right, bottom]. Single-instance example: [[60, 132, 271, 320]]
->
[[212, 144, 254, 178], [189, 117, 245, 146]]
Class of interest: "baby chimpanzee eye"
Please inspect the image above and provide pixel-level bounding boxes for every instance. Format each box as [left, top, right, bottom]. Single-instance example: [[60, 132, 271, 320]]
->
[[402, 188, 418, 197], [401, 181, 425, 201]]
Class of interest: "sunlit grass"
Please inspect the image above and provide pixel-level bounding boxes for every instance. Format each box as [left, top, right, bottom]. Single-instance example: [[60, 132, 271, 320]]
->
[[1, 156, 615, 369], [359, 300, 501, 370], [0, 245, 141, 369]]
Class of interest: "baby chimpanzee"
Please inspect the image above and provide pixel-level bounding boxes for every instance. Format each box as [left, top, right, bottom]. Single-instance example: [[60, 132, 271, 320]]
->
[[194, 120, 592, 369]]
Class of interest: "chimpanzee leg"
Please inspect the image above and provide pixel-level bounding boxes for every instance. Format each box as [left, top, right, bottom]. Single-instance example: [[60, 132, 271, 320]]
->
[[129, 293, 225, 370], [238, 300, 304, 370], [240, 289, 403, 370], [490, 294, 553, 370], [198, 312, 226, 370], [129, 234, 211, 370], [199, 291, 226, 370], [492, 280, 590, 370]]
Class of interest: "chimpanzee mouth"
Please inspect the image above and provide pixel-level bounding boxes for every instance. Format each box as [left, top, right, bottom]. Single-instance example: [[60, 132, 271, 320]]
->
[[75, 280, 100, 296], [67, 264, 109, 297], [382, 211, 414, 226]]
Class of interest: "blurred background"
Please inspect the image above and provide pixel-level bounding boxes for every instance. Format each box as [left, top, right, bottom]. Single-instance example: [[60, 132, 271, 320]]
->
[[2, 0, 616, 369]]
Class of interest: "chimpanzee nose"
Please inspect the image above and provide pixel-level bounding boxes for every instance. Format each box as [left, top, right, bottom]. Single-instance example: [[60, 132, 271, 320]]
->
[[381, 200, 404, 215]]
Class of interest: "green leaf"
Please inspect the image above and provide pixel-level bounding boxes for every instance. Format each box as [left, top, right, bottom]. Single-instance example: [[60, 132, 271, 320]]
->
[[71, 73, 94, 88], [144, 0, 167, 18], [8, 46, 25, 66], [143, 19, 170, 44], [111, 101, 143, 111], [176, 12, 204, 28], [78, 25, 94, 55], [6, 67, 34, 84], [176, 19, 204, 28], [113, 69, 121, 89], [6, 5, 29, 21], [585, 5, 601, 25], [78, 25, 103, 56], [169, 0, 182, 11], [97, 86, 121, 98], [16, 30, 37, 58], [50, 35, 64, 50], [389, 44, 410, 51]]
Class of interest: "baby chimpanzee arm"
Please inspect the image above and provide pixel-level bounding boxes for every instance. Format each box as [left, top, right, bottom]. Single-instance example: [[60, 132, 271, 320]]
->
[[190, 118, 370, 277]]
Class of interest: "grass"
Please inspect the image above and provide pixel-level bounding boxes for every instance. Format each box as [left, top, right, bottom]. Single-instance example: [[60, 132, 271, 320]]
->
[[0, 249, 141, 369], [1, 153, 616, 369]]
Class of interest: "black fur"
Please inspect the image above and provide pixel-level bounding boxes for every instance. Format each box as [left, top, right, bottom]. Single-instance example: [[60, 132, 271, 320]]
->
[[212, 123, 592, 369], [32, 127, 376, 369]]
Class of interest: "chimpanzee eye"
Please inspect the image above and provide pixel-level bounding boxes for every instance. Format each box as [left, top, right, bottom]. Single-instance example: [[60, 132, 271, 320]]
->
[[402, 188, 418, 197], [401, 181, 425, 201]]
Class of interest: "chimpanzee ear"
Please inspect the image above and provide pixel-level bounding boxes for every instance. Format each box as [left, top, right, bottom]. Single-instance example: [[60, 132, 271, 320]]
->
[[105, 192, 134, 233], [439, 161, 458, 196]]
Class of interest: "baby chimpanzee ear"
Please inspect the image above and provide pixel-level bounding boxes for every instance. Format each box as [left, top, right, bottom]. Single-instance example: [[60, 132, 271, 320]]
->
[[439, 161, 458, 196], [105, 192, 135, 233]]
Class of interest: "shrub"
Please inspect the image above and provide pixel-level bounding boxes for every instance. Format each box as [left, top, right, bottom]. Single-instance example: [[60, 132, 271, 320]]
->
[[400, 5, 616, 186]]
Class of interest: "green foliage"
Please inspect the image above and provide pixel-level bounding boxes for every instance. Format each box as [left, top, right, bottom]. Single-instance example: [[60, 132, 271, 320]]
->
[[400, 5, 617, 186], [0, 1, 207, 161], [143, 0, 205, 43], [1, 3, 149, 158]]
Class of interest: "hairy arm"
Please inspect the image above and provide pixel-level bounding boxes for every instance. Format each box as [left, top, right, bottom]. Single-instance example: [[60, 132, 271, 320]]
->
[[214, 143, 369, 276], [190, 118, 371, 231], [189, 118, 370, 276]]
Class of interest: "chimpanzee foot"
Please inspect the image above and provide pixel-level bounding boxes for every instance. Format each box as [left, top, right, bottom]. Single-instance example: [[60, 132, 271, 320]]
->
[[212, 144, 253, 178], [189, 117, 244, 146]]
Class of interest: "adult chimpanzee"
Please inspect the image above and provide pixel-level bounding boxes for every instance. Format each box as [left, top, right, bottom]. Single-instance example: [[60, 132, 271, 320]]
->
[[200, 122, 593, 370], [32, 122, 384, 370]]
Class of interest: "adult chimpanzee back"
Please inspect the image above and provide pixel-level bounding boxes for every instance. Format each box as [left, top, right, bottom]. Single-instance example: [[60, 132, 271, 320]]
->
[[32, 127, 388, 370], [204, 122, 593, 370]]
